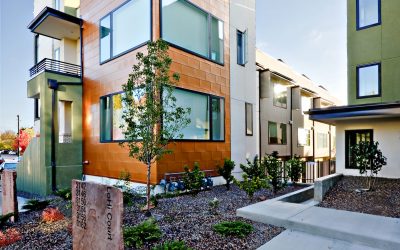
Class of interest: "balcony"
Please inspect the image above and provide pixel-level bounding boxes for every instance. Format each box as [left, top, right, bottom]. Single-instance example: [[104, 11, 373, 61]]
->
[[29, 58, 81, 78]]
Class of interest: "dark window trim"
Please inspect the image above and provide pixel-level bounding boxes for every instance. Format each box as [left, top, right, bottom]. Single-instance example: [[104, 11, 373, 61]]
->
[[345, 129, 374, 169], [356, 62, 381, 99], [245, 102, 253, 136], [34, 98, 40, 121], [237, 29, 247, 66], [356, 0, 381, 30], [99, 90, 125, 143], [268, 121, 287, 145], [159, 0, 225, 66], [99, 0, 153, 65]]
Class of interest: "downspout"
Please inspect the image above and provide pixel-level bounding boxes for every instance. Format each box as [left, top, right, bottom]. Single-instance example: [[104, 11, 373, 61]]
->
[[290, 87, 294, 159], [48, 79, 59, 192], [258, 72, 262, 159]]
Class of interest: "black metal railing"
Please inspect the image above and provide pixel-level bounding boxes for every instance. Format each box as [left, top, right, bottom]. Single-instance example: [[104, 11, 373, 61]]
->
[[29, 58, 81, 78]]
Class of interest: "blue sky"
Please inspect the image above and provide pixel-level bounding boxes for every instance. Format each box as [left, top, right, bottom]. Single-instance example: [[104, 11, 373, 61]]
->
[[0, 0, 347, 132]]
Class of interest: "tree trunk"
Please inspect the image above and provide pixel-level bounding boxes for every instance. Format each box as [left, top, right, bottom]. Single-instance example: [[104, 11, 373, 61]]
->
[[146, 161, 151, 217]]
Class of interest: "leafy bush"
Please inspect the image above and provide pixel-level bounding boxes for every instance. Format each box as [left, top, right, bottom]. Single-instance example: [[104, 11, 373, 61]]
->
[[218, 159, 235, 190], [42, 207, 64, 223], [22, 199, 50, 211], [183, 162, 205, 195], [124, 218, 162, 248], [351, 141, 387, 190], [263, 152, 286, 193], [234, 174, 269, 199], [54, 188, 71, 200], [286, 155, 304, 183], [152, 240, 192, 250], [213, 221, 253, 238], [240, 156, 265, 179], [0, 213, 14, 228], [0, 228, 22, 247], [208, 197, 220, 215]]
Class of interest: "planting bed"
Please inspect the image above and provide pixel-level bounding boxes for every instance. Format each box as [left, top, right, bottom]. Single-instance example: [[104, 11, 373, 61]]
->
[[319, 176, 400, 218]]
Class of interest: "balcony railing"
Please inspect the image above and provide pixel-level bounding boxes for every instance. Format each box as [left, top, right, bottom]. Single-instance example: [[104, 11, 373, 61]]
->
[[29, 58, 81, 78]]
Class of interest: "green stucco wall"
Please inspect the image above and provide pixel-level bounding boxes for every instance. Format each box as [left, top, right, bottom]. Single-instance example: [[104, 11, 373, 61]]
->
[[347, 0, 400, 105], [17, 71, 82, 196]]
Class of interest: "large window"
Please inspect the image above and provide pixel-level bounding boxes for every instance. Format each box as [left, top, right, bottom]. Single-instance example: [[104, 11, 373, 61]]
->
[[298, 128, 310, 146], [317, 133, 328, 149], [100, 93, 127, 142], [100, 0, 151, 63], [237, 30, 248, 66], [273, 83, 288, 108], [268, 122, 287, 145], [161, 0, 224, 64], [168, 88, 224, 141], [357, 63, 380, 98], [245, 103, 253, 136], [357, 0, 381, 30], [345, 130, 373, 169]]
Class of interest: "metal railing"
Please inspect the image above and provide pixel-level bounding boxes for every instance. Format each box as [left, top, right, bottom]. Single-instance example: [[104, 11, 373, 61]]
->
[[29, 58, 81, 78], [284, 160, 336, 184]]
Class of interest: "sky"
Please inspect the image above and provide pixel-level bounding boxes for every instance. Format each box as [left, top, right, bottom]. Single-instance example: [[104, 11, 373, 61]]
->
[[0, 0, 347, 133]]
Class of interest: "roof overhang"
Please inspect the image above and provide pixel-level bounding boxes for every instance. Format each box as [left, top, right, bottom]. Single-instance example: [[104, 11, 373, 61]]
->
[[307, 102, 400, 125], [28, 7, 82, 40]]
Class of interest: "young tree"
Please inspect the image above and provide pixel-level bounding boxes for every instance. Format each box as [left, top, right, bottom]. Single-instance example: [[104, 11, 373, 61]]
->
[[286, 155, 304, 183], [120, 40, 190, 215], [263, 151, 286, 193], [351, 141, 387, 191]]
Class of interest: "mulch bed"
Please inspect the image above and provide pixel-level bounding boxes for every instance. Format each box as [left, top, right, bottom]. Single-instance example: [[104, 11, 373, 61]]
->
[[3, 184, 305, 249], [318, 176, 400, 218]]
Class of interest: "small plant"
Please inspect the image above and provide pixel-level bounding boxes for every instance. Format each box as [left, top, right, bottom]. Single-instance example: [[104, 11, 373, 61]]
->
[[351, 141, 387, 191], [183, 162, 205, 195], [22, 199, 50, 211], [42, 207, 64, 223], [208, 197, 220, 215], [0, 228, 22, 247], [263, 152, 286, 193], [123, 218, 162, 248], [234, 174, 269, 199], [218, 159, 235, 190], [213, 221, 253, 238], [240, 155, 265, 179], [0, 213, 14, 228], [54, 188, 72, 200], [152, 240, 192, 250], [286, 155, 304, 183]]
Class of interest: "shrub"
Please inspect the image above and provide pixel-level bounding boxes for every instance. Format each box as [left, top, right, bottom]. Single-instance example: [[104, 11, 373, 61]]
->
[[234, 174, 269, 199], [0, 213, 14, 228], [213, 221, 253, 238], [217, 159, 235, 190], [263, 152, 286, 193], [208, 197, 220, 215], [42, 207, 64, 223], [351, 141, 387, 190], [152, 240, 192, 250], [123, 218, 162, 248], [0, 228, 21, 247], [183, 162, 205, 195], [22, 199, 50, 211], [54, 188, 72, 200], [240, 156, 265, 179], [286, 155, 304, 183]]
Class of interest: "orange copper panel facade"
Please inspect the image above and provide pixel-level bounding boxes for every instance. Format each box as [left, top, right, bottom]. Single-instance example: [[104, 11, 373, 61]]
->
[[81, 0, 230, 184]]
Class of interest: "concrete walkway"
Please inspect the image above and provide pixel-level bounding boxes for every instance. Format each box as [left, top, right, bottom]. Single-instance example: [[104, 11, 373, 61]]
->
[[237, 193, 400, 250]]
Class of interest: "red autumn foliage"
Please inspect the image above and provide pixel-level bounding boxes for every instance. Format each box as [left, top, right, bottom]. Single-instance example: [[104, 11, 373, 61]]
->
[[0, 228, 22, 247], [13, 128, 34, 155], [42, 207, 65, 223]]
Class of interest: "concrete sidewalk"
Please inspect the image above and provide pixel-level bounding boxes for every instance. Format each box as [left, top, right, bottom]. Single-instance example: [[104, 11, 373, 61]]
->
[[237, 194, 400, 249]]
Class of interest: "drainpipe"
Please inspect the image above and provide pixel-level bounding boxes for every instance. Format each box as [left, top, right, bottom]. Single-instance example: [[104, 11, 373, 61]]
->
[[48, 79, 59, 192], [258, 72, 262, 159]]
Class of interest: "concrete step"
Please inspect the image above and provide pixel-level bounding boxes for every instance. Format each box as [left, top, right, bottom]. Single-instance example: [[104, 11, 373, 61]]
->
[[258, 229, 381, 250]]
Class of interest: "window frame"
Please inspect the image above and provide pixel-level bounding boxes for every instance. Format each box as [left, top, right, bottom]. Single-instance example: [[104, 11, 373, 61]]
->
[[245, 102, 253, 136], [356, 62, 381, 99], [297, 128, 310, 147], [356, 0, 381, 30], [159, 0, 225, 66], [99, 91, 126, 143], [316, 132, 328, 149], [268, 121, 287, 145], [273, 82, 288, 109], [237, 29, 248, 66], [345, 129, 374, 169], [34, 98, 40, 121], [99, 0, 153, 65]]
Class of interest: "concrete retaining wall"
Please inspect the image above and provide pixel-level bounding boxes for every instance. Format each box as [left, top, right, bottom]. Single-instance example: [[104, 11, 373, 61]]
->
[[314, 173, 343, 202]]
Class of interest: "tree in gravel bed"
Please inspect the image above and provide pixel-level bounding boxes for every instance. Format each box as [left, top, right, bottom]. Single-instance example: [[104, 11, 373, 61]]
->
[[217, 159, 235, 190], [351, 141, 387, 191], [286, 155, 304, 183], [263, 151, 286, 193], [213, 221, 253, 238], [124, 218, 162, 248], [235, 156, 269, 199], [120, 39, 190, 215]]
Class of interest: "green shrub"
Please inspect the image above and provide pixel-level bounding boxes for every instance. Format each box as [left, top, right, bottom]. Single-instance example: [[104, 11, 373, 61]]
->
[[152, 240, 192, 250], [286, 155, 304, 183], [263, 152, 286, 193], [240, 156, 265, 179], [22, 199, 50, 211], [54, 188, 72, 200], [183, 162, 205, 195], [234, 174, 269, 199], [0, 213, 14, 227], [208, 197, 220, 215], [124, 218, 162, 248], [217, 159, 235, 190], [213, 221, 253, 238]]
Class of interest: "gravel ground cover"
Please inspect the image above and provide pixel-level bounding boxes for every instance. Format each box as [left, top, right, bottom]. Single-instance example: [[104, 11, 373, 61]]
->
[[319, 176, 400, 218], [2, 184, 305, 249]]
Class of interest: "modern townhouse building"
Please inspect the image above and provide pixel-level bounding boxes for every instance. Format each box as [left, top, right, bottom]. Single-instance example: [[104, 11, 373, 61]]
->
[[19, 0, 259, 195], [256, 49, 342, 163], [309, 0, 400, 178]]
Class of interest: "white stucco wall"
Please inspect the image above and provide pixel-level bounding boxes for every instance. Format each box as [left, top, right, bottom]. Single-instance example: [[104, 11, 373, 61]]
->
[[230, 0, 259, 172], [336, 118, 400, 178]]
